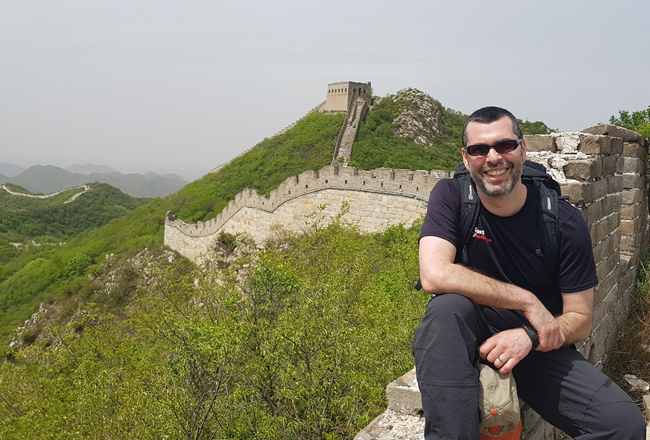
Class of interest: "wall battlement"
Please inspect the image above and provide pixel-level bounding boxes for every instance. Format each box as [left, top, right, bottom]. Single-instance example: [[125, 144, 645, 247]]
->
[[166, 163, 449, 255]]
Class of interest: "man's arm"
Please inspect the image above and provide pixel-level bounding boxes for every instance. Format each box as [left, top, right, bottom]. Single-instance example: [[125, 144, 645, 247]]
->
[[419, 235, 564, 351], [557, 288, 593, 345]]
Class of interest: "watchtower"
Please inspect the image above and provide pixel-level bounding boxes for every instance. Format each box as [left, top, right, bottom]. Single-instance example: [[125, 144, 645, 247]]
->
[[322, 81, 372, 112]]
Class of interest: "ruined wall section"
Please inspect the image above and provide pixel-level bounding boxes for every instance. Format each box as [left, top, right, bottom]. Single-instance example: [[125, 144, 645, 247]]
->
[[165, 165, 450, 262]]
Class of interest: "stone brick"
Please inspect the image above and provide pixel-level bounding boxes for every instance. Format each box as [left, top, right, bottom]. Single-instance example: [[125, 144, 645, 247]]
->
[[623, 174, 644, 190], [562, 183, 593, 204], [621, 189, 644, 204], [610, 137, 624, 154], [623, 142, 647, 160], [385, 369, 422, 416], [622, 234, 643, 252], [607, 176, 622, 194], [593, 178, 608, 200], [579, 135, 608, 154], [523, 135, 556, 152], [620, 217, 644, 235], [623, 157, 645, 174], [563, 158, 602, 181], [615, 156, 625, 175], [582, 124, 643, 142], [591, 241, 604, 264], [585, 200, 603, 226], [595, 274, 617, 305], [620, 204, 634, 220], [602, 156, 617, 177]]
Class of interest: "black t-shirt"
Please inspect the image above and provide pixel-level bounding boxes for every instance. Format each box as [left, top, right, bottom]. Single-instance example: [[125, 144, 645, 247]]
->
[[419, 179, 598, 316]]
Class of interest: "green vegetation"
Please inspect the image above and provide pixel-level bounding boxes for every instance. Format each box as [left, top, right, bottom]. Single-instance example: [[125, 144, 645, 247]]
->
[[0, 111, 344, 335], [610, 106, 650, 138], [518, 119, 557, 135], [0, 216, 427, 439], [604, 250, 650, 410], [0, 183, 150, 243], [169, 111, 344, 223], [349, 92, 555, 172], [350, 93, 466, 171]]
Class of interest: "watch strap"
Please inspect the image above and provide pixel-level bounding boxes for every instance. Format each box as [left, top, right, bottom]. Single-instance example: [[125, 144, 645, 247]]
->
[[521, 324, 540, 349]]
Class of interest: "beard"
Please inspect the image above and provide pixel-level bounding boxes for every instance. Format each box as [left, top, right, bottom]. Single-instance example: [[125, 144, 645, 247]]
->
[[468, 152, 524, 199]]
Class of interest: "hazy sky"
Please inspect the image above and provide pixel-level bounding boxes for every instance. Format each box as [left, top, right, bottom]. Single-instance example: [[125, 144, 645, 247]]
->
[[1, 1, 648, 180]]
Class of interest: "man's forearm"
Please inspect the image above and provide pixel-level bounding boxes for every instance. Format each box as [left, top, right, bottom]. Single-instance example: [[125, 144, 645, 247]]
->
[[421, 258, 538, 312]]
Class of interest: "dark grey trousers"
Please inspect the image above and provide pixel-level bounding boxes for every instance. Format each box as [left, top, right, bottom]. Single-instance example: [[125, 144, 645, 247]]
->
[[412, 293, 646, 440]]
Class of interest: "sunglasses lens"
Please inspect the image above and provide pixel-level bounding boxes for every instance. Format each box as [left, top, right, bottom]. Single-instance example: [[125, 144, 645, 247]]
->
[[494, 140, 518, 154], [466, 139, 520, 156], [467, 145, 489, 156]]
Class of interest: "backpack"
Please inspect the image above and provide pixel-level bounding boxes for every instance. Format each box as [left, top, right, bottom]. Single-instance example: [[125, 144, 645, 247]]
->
[[415, 160, 564, 291]]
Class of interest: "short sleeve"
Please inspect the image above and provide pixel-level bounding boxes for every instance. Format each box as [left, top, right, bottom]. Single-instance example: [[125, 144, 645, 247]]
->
[[557, 202, 599, 293], [419, 179, 461, 248]]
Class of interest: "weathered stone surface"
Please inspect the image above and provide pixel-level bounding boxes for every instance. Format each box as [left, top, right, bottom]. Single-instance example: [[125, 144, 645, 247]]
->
[[524, 135, 556, 152], [602, 156, 617, 177], [563, 158, 602, 181], [582, 124, 642, 142], [623, 174, 645, 190], [624, 157, 645, 174], [623, 142, 647, 160], [579, 135, 608, 154], [610, 137, 624, 154], [386, 369, 422, 416]]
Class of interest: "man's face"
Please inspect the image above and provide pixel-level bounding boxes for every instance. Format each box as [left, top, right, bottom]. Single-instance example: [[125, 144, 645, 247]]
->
[[462, 116, 526, 199]]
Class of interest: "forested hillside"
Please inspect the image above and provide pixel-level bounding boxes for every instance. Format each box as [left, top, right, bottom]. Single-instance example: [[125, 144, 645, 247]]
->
[[0, 111, 344, 335]]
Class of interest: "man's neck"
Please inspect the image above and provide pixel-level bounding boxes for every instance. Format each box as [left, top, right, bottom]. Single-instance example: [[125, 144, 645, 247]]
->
[[478, 181, 528, 217]]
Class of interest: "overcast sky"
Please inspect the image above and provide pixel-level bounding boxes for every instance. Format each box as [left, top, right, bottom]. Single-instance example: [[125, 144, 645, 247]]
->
[[1, 1, 648, 180]]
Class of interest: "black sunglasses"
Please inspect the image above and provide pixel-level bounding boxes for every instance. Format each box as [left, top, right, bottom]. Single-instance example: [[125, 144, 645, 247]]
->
[[464, 139, 522, 157]]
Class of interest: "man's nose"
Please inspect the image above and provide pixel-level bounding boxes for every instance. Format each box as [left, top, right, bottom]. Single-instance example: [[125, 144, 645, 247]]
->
[[485, 146, 502, 163]]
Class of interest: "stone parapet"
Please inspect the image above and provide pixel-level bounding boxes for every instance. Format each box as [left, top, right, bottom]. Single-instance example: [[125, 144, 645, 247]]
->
[[165, 165, 450, 263]]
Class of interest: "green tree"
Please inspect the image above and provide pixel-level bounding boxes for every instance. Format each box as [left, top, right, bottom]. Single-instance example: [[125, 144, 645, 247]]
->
[[610, 106, 650, 138]]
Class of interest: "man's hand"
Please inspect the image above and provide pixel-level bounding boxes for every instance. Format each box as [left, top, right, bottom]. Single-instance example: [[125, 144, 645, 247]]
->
[[522, 300, 565, 352], [479, 328, 533, 374]]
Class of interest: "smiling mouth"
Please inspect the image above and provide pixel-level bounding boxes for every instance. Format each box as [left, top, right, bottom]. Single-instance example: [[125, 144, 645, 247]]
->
[[485, 169, 507, 177]]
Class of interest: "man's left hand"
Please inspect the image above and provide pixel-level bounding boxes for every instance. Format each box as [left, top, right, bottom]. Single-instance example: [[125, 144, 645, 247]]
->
[[479, 328, 533, 374]]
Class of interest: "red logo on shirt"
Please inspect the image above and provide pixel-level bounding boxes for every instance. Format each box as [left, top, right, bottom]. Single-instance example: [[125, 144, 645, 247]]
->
[[472, 227, 492, 243]]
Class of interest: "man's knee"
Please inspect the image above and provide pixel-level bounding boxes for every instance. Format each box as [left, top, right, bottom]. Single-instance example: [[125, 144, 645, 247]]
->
[[579, 378, 646, 439], [412, 294, 486, 366]]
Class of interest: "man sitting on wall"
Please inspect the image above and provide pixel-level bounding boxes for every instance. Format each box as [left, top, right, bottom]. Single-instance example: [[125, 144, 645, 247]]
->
[[412, 106, 645, 439]]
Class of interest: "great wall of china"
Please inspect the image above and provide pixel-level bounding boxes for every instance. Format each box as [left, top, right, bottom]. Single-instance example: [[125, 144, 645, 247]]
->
[[163, 82, 650, 439]]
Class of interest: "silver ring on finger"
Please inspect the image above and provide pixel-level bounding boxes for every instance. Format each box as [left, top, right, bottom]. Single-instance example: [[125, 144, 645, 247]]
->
[[497, 356, 504, 364]]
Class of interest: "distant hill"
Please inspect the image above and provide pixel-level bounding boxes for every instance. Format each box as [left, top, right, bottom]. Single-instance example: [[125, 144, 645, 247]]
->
[[66, 163, 119, 174], [0, 182, 150, 243], [0, 163, 24, 178], [6, 165, 187, 198], [0, 173, 10, 183]]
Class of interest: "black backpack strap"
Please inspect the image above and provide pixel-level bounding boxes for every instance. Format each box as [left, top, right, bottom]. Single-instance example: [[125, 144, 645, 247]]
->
[[536, 181, 560, 278], [457, 174, 480, 266]]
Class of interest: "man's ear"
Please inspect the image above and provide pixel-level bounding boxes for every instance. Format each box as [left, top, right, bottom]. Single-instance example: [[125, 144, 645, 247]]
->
[[521, 139, 527, 162], [462, 148, 469, 169]]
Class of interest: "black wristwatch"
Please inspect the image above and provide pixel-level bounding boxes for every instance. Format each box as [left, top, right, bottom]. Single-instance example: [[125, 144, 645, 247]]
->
[[521, 325, 540, 349]]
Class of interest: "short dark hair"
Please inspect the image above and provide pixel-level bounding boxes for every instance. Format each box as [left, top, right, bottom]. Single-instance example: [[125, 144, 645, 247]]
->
[[462, 106, 522, 147]]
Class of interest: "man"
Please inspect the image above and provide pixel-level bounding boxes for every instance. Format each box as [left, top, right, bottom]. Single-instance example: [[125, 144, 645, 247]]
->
[[412, 106, 645, 439]]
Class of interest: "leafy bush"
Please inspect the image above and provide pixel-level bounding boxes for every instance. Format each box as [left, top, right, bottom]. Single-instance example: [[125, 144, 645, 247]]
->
[[0, 217, 429, 439]]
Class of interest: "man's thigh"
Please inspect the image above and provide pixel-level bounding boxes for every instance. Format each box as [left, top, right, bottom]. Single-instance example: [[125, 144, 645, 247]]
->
[[513, 347, 645, 439]]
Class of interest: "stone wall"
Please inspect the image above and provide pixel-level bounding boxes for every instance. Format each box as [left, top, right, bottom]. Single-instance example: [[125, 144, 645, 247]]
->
[[165, 164, 450, 263], [354, 126, 650, 440]]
